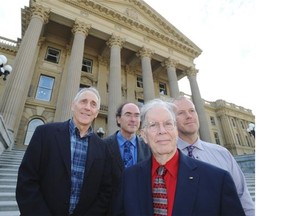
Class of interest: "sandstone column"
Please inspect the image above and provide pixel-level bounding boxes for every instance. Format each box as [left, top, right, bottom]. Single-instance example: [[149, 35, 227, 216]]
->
[[0, 4, 50, 144], [186, 67, 211, 142], [162, 58, 180, 98], [59, 20, 91, 121], [107, 34, 125, 135], [137, 47, 155, 102]]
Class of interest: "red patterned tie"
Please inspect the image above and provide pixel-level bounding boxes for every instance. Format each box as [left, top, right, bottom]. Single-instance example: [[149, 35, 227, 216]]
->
[[153, 166, 168, 216]]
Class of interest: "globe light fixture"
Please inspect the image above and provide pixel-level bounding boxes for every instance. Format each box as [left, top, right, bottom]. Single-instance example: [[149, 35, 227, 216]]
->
[[246, 123, 255, 138], [96, 127, 105, 138], [0, 54, 13, 81]]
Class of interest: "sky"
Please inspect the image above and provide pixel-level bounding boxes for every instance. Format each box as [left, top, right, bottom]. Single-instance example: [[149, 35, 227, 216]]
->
[[1, 0, 288, 214]]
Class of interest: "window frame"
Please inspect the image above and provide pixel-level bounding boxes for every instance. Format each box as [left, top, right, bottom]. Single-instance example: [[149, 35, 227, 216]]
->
[[45, 47, 61, 64], [35, 75, 55, 102], [136, 75, 143, 88], [82, 57, 93, 73], [159, 82, 167, 95]]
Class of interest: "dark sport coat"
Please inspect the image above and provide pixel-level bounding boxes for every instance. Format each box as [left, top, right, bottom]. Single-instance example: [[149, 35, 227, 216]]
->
[[16, 120, 112, 216], [103, 131, 151, 215], [114, 150, 245, 216]]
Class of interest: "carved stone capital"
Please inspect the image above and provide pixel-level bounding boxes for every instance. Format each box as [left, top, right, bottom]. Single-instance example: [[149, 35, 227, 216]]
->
[[136, 47, 154, 58], [31, 3, 50, 24], [72, 19, 91, 36], [161, 58, 179, 69], [185, 67, 198, 77], [106, 34, 125, 48]]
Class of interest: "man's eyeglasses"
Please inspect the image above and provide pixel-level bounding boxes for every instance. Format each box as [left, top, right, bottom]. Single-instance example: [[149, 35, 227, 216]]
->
[[144, 120, 175, 132]]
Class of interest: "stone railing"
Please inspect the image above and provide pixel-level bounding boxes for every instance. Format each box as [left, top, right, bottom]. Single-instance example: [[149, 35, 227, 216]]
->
[[0, 36, 19, 52]]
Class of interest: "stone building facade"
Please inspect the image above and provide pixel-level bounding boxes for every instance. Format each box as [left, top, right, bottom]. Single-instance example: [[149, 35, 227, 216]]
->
[[0, 0, 254, 155]]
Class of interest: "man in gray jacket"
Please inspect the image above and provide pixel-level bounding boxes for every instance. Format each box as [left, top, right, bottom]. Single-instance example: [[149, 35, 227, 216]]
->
[[104, 102, 151, 215]]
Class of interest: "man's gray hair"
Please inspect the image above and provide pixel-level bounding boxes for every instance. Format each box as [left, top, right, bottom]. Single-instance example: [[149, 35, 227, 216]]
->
[[73, 87, 101, 110], [140, 98, 176, 129]]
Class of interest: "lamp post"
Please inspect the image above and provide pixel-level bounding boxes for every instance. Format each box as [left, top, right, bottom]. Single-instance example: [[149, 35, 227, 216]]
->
[[0, 55, 13, 81], [247, 123, 255, 138], [96, 127, 105, 138]]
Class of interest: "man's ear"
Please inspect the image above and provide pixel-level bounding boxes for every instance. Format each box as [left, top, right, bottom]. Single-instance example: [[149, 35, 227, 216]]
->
[[116, 116, 120, 125]]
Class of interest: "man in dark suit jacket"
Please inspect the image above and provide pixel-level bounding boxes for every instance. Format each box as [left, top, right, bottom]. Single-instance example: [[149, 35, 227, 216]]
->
[[16, 87, 112, 215], [114, 99, 245, 216], [103, 102, 151, 214]]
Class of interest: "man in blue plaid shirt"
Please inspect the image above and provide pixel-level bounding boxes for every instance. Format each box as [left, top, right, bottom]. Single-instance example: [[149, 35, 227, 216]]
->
[[16, 87, 112, 215]]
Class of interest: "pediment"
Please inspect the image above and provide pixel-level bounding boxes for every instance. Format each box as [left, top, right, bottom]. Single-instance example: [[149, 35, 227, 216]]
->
[[66, 0, 201, 57], [96, 0, 170, 35]]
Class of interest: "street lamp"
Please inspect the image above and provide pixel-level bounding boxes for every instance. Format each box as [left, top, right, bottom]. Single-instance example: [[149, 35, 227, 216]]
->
[[96, 127, 105, 138], [247, 123, 255, 138], [0, 54, 13, 81]]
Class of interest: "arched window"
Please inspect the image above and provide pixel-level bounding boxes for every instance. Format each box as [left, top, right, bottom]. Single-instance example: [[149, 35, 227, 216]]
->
[[24, 119, 44, 145]]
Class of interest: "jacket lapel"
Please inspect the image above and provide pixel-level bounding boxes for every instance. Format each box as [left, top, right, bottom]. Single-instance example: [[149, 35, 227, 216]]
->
[[138, 159, 154, 215], [56, 121, 71, 175], [85, 134, 98, 175], [172, 153, 199, 215], [107, 134, 125, 171], [136, 137, 146, 162]]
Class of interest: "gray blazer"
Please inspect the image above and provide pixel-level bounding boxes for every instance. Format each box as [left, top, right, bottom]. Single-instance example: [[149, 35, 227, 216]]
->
[[103, 131, 151, 215]]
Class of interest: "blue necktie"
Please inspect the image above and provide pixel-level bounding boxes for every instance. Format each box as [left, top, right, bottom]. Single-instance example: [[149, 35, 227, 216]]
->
[[187, 145, 196, 159], [123, 141, 133, 168]]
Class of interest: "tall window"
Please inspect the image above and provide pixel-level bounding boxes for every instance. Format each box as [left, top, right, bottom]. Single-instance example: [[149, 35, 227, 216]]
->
[[45, 47, 61, 63], [137, 98, 144, 105], [214, 132, 221, 144], [24, 119, 44, 145], [82, 58, 93, 73], [137, 75, 143, 88], [35, 75, 54, 101], [159, 82, 167, 95], [236, 134, 241, 145], [80, 84, 90, 89], [245, 136, 251, 147], [210, 116, 216, 126], [240, 121, 245, 129], [231, 118, 236, 127]]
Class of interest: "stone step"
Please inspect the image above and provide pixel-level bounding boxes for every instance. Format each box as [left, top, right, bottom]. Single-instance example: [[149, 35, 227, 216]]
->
[[0, 173, 18, 178], [0, 179, 17, 185], [0, 164, 21, 169], [0, 185, 16, 193], [0, 192, 16, 201], [0, 211, 20, 216], [0, 201, 19, 211], [0, 169, 18, 175], [0, 149, 24, 216]]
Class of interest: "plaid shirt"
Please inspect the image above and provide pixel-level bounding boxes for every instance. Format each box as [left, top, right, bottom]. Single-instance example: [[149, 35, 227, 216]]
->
[[69, 119, 93, 214]]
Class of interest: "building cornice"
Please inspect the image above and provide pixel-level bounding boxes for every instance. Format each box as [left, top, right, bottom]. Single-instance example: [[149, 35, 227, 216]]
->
[[64, 0, 201, 58]]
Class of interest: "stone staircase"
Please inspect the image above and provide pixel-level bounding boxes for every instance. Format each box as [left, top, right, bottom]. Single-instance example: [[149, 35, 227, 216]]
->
[[0, 149, 255, 215], [234, 153, 255, 202], [244, 172, 255, 201], [0, 149, 24, 216]]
